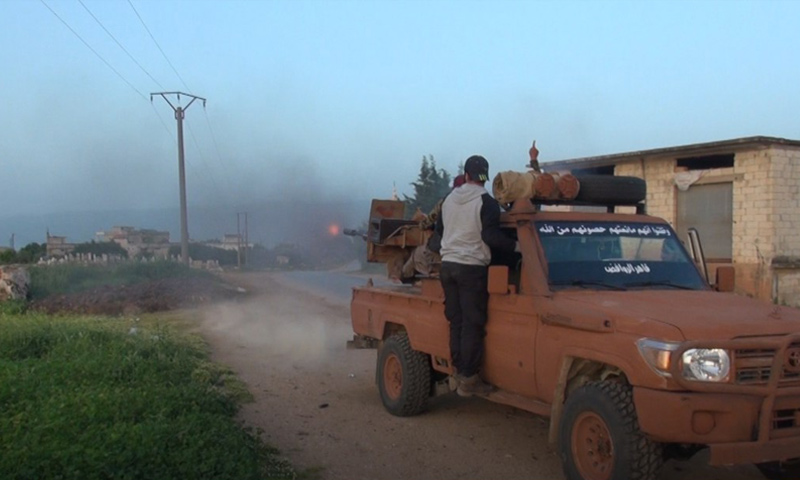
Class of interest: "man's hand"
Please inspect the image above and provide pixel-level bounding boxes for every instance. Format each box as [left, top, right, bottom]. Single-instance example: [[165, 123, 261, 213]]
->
[[529, 140, 541, 172]]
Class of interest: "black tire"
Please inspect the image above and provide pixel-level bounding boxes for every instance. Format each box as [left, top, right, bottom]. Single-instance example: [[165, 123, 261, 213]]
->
[[376, 333, 431, 417], [574, 175, 647, 204], [757, 460, 800, 480], [558, 381, 662, 480]]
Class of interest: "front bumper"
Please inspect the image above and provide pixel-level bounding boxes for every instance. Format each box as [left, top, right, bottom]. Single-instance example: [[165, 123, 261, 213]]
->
[[635, 386, 800, 465]]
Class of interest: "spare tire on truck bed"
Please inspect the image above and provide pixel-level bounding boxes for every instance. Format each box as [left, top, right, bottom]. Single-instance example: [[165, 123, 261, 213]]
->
[[574, 175, 646, 205]]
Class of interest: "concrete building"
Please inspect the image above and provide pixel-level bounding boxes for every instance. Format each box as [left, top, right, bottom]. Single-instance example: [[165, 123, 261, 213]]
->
[[543, 136, 800, 307], [95, 226, 171, 258], [46, 234, 75, 257]]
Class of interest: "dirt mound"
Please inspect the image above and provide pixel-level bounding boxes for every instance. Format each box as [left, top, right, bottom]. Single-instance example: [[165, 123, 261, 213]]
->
[[31, 276, 244, 316]]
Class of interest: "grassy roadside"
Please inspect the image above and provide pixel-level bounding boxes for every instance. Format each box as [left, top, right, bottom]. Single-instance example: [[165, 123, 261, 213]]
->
[[0, 312, 296, 480], [28, 261, 215, 300]]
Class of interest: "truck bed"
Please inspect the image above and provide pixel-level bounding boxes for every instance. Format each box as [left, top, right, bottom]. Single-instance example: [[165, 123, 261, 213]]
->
[[351, 278, 451, 369]]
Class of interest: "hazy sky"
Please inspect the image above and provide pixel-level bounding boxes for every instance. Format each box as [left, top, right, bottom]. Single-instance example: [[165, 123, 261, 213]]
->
[[2, 0, 799, 217]]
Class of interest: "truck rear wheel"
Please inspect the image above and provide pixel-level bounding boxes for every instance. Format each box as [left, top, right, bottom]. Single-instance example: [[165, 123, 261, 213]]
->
[[558, 381, 662, 480], [376, 333, 431, 417]]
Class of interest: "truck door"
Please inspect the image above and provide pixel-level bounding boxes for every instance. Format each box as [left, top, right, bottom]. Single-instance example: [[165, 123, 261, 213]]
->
[[483, 291, 539, 398]]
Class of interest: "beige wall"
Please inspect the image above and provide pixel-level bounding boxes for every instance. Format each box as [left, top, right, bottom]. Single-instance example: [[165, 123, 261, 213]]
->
[[614, 145, 800, 306], [771, 148, 800, 258]]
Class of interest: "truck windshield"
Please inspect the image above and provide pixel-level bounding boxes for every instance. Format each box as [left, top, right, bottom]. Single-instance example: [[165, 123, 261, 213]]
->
[[535, 221, 707, 291]]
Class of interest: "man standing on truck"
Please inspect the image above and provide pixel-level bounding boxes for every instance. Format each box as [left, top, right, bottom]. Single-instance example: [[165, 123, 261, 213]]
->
[[436, 155, 518, 396]]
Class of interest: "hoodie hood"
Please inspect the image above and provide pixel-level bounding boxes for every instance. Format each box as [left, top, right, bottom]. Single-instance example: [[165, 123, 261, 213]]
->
[[448, 183, 487, 205]]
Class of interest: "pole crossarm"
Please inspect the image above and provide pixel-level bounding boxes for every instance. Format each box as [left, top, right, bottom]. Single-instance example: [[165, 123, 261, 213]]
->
[[151, 92, 207, 110]]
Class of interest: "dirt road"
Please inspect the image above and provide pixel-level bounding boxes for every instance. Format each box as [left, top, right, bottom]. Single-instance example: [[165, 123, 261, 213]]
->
[[195, 271, 764, 480]]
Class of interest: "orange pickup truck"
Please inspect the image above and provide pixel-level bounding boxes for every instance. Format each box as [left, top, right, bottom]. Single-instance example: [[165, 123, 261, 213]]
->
[[349, 182, 800, 480]]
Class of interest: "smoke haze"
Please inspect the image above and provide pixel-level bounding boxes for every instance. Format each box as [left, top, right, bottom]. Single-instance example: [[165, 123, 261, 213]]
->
[[2, 1, 800, 249]]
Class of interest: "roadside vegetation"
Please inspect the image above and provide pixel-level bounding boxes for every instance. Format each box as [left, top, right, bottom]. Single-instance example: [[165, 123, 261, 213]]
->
[[28, 260, 214, 299], [0, 312, 296, 480], [0, 242, 46, 264], [0, 261, 299, 479]]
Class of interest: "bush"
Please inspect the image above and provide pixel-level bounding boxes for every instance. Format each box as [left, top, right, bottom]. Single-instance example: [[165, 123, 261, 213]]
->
[[73, 240, 128, 258], [0, 314, 295, 480], [0, 242, 46, 265], [0, 299, 27, 316], [28, 261, 215, 300], [169, 244, 238, 266]]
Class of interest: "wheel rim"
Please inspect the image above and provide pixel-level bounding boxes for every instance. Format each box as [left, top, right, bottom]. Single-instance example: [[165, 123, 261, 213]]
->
[[571, 411, 614, 480], [383, 353, 403, 400]]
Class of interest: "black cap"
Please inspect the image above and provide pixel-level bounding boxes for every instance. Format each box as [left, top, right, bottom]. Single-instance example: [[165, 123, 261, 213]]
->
[[464, 155, 489, 182]]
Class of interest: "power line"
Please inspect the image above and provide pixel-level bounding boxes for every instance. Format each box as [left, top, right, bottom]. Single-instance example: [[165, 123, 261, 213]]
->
[[127, 0, 191, 91], [39, 0, 147, 100], [124, 0, 230, 201], [68, 1, 182, 147], [202, 109, 227, 168], [77, 0, 165, 90], [186, 121, 229, 205], [124, 0, 237, 207], [201, 109, 237, 203], [151, 102, 176, 141]]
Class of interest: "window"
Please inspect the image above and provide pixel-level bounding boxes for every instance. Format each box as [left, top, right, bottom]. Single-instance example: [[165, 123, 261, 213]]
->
[[676, 154, 734, 170], [535, 220, 706, 290], [675, 182, 733, 261], [572, 165, 615, 176]]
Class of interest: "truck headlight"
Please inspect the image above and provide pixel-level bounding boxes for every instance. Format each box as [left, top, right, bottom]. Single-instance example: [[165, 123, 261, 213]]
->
[[681, 348, 730, 382], [637, 338, 680, 377]]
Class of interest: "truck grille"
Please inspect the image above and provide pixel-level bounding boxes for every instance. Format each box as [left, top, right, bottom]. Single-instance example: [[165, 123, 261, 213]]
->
[[735, 343, 800, 387], [773, 408, 797, 429], [771, 399, 800, 438]]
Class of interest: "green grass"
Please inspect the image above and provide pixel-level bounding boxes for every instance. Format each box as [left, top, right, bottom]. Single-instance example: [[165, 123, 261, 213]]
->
[[0, 313, 295, 480], [28, 261, 214, 300]]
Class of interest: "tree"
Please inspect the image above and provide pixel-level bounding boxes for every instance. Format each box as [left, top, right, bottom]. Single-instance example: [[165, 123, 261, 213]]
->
[[0, 243, 47, 265], [403, 155, 452, 216]]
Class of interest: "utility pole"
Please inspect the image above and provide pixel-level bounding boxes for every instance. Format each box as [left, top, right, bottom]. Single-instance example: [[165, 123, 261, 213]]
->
[[236, 213, 242, 269], [237, 212, 249, 268], [244, 212, 249, 266], [151, 91, 206, 265]]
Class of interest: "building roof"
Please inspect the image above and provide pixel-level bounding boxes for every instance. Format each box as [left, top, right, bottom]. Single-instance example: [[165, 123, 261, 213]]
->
[[542, 136, 800, 172]]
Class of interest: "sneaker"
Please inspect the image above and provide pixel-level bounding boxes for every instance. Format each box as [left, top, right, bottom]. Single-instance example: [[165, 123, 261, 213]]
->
[[456, 375, 495, 397], [448, 373, 466, 391]]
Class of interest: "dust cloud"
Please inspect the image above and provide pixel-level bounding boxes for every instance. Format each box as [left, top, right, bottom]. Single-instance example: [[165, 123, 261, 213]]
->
[[199, 287, 352, 369]]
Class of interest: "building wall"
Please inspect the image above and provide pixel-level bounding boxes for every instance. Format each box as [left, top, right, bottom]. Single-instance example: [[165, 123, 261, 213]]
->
[[615, 145, 800, 306], [771, 147, 800, 306], [731, 148, 773, 300], [771, 148, 800, 258]]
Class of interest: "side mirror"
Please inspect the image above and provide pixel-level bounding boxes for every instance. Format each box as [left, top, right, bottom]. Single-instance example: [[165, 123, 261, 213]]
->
[[488, 265, 510, 295], [715, 266, 735, 292]]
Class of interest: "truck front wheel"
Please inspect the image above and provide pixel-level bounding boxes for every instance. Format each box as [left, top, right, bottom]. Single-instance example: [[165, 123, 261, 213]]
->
[[559, 381, 662, 480], [376, 333, 431, 417]]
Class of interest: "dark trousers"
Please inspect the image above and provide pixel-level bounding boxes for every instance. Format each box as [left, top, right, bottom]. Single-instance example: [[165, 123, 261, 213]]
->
[[440, 261, 489, 378]]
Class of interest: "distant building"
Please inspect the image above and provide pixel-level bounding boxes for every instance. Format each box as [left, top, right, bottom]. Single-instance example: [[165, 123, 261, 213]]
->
[[95, 226, 171, 258], [46, 234, 75, 257], [205, 234, 249, 251]]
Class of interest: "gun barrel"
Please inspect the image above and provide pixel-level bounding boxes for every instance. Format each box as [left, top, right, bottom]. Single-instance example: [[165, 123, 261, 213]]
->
[[343, 228, 367, 240]]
